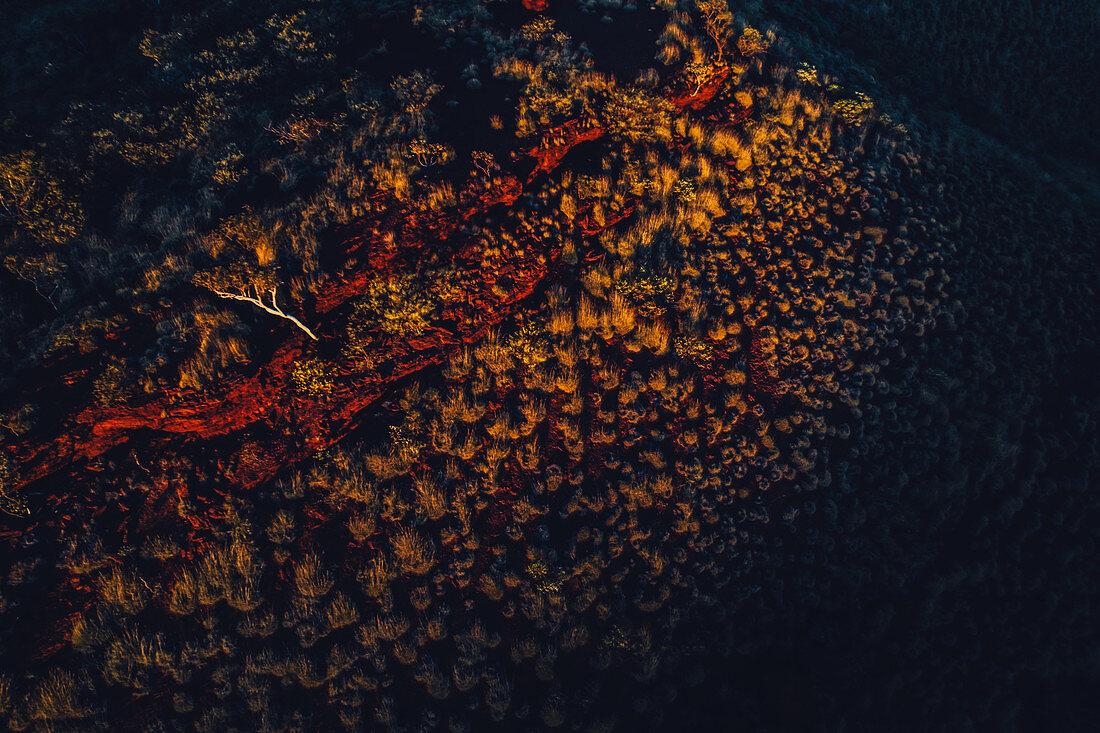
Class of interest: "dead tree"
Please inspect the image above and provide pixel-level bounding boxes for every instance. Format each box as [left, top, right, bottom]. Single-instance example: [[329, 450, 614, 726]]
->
[[194, 263, 318, 340], [211, 284, 318, 340]]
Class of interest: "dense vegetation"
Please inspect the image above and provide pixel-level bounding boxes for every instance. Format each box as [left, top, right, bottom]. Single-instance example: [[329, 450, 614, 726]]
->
[[0, 1, 1096, 731]]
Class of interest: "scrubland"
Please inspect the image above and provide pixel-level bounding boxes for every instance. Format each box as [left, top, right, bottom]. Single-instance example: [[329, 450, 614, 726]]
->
[[0, 1, 1096, 731]]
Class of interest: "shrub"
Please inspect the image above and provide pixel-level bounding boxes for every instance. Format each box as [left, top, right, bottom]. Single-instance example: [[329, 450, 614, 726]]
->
[[602, 87, 674, 144], [92, 359, 137, 406], [831, 89, 874, 123], [354, 274, 437, 339], [0, 403, 37, 438], [406, 139, 452, 167], [795, 61, 819, 85], [291, 358, 336, 397], [505, 324, 552, 368], [736, 27, 769, 57], [0, 150, 85, 244], [674, 333, 714, 367], [616, 270, 675, 319]]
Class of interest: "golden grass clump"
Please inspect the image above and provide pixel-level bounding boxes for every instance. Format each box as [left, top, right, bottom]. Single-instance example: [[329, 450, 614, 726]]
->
[[632, 320, 671, 355], [329, 467, 378, 505], [170, 306, 251, 391], [294, 552, 335, 601], [95, 567, 150, 616], [140, 535, 181, 561], [390, 529, 435, 576], [102, 629, 171, 689], [323, 592, 360, 631], [359, 556, 390, 599], [266, 509, 297, 544], [169, 539, 264, 615], [19, 670, 93, 725], [413, 473, 448, 521]]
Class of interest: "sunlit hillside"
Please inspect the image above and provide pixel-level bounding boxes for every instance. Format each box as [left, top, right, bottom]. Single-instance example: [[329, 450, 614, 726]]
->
[[0, 1, 1096, 731]]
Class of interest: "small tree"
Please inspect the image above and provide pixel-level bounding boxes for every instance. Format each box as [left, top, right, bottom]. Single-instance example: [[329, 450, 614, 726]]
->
[[696, 0, 733, 62], [193, 263, 317, 340], [193, 211, 318, 340], [390, 71, 442, 134], [601, 86, 675, 144], [471, 150, 499, 177], [405, 138, 451, 167], [736, 27, 770, 57]]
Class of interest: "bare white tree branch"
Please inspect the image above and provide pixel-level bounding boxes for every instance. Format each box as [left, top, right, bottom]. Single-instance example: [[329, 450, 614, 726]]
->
[[213, 286, 319, 341]]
